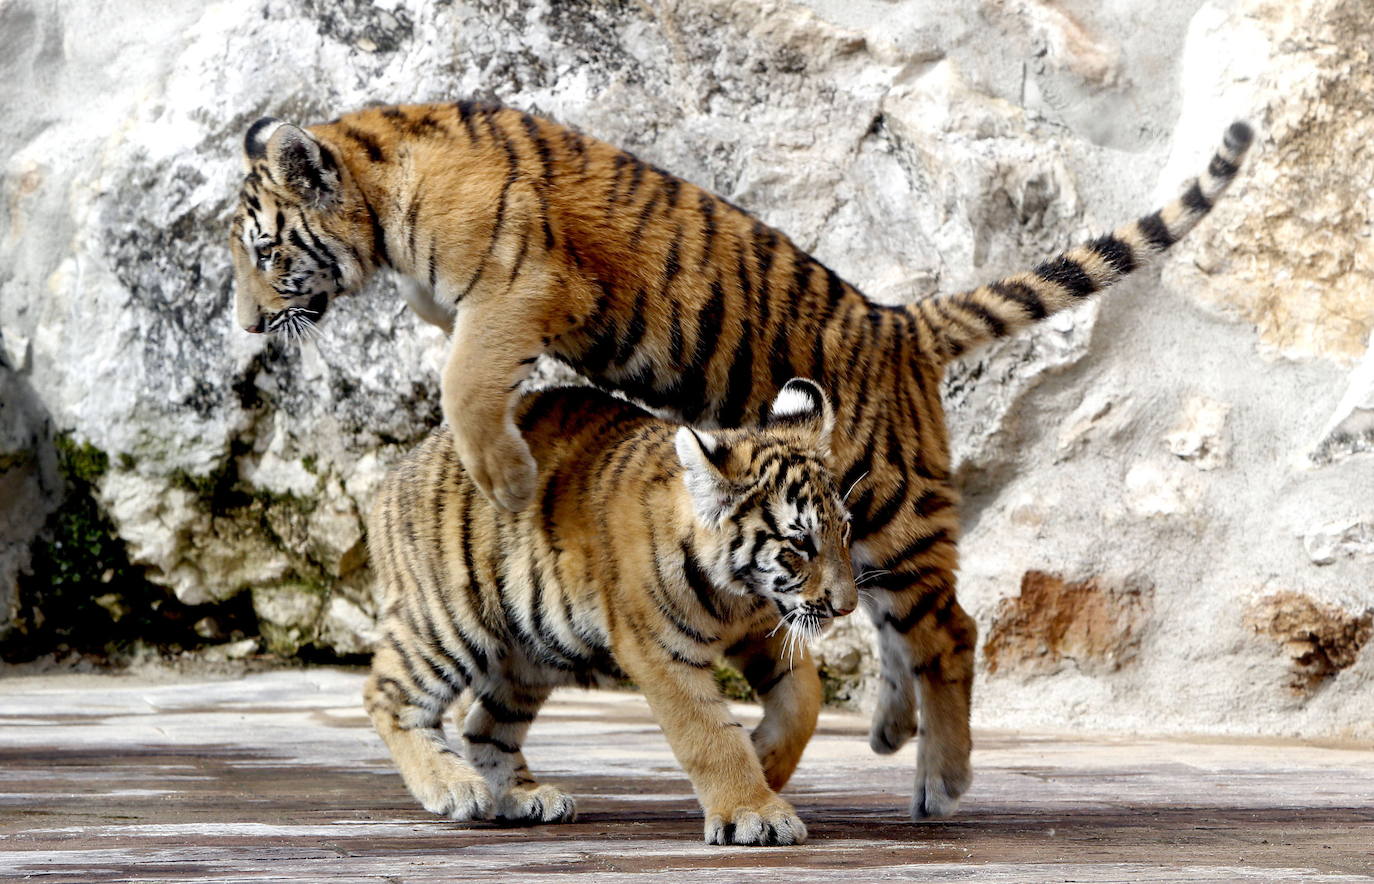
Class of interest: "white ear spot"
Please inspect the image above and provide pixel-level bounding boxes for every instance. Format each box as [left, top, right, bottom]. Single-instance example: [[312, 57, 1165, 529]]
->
[[771, 385, 818, 419], [675, 428, 729, 524]]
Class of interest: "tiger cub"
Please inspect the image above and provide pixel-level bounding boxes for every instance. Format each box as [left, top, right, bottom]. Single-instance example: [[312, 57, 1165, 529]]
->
[[232, 104, 1251, 821], [364, 378, 855, 845]]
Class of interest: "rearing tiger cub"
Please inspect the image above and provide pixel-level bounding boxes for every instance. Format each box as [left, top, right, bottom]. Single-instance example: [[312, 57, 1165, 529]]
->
[[366, 379, 855, 844], [230, 103, 1252, 819]]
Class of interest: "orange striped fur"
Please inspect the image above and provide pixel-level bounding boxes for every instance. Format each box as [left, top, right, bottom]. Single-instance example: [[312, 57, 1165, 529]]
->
[[365, 380, 855, 844], [231, 104, 1252, 820]]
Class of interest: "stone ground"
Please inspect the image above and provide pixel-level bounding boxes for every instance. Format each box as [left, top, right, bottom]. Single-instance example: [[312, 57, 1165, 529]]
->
[[1, 668, 1371, 883]]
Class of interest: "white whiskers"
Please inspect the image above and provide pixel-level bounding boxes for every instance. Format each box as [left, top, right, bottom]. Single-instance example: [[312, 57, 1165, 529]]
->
[[775, 607, 823, 671], [855, 568, 890, 587], [271, 308, 323, 347], [842, 471, 869, 504]]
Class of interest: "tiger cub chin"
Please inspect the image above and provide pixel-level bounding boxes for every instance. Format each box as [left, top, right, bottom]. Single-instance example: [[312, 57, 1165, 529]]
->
[[364, 378, 856, 846]]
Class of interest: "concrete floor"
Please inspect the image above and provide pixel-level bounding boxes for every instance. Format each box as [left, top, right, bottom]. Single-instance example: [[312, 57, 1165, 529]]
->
[[1, 668, 1371, 883]]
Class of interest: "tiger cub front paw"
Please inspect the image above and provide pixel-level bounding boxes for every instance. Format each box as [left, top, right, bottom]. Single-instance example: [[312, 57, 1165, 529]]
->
[[703, 797, 807, 846], [405, 753, 494, 821], [496, 783, 577, 824], [458, 429, 538, 512]]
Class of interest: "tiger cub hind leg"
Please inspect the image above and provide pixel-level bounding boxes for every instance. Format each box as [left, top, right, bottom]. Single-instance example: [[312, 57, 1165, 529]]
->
[[868, 570, 976, 820], [462, 684, 576, 824], [725, 630, 822, 792], [363, 650, 492, 821]]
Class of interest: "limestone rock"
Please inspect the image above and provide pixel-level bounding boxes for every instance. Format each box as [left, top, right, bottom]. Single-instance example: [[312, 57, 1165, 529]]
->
[[1164, 396, 1232, 471], [1310, 332, 1374, 466], [983, 571, 1152, 677], [252, 583, 326, 657], [1165, 0, 1374, 364], [1244, 592, 1373, 695], [0, 343, 57, 640], [1302, 518, 1374, 567]]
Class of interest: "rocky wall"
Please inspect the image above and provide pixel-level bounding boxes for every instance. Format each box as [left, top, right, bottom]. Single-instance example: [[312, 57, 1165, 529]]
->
[[0, 0, 1369, 737]]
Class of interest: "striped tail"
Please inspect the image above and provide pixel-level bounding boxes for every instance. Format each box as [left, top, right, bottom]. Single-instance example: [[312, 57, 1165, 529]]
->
[[909, 122, 1254, 362]]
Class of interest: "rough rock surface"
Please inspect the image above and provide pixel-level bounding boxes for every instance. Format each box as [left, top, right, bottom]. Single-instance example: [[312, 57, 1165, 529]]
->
[[982, 571, 1152, 676], [1, 0, 1371, 737], [1244, 591, 1373, 695]]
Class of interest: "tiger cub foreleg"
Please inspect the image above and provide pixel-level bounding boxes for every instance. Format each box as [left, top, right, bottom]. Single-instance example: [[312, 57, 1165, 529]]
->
[[461, 682, 576, 824], [621, 631, 807, 846], [725, 631, 822, 791], [438, 186, 589, 512], [364, 642, 493, 821], [442, 300, 545, 513], [869, 569, 976, 821]]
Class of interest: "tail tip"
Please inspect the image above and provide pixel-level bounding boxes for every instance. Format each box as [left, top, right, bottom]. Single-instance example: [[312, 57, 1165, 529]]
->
[[1224, 121, 1254, 153]]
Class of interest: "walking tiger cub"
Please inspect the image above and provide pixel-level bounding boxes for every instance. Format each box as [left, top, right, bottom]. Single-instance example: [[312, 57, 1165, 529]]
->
[[232, 103, 1251, 820], [364, 379, 856, 845]]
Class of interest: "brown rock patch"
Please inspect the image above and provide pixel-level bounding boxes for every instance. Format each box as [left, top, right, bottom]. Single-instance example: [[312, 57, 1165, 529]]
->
[[1244, 592, 1373, 695], [983, 571, 1151, 676]]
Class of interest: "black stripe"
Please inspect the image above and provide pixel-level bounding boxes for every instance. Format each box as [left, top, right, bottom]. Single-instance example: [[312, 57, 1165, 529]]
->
[[716, 319, 755, 428], [464, 732, 520, 754], [405, 191, 423, 265], [478, 694, 536, 723], [681, 543, 724, 622], [628, 184, 663, 250], [626, 156, 645, 201], [298, 218, 337, 274], [910, 487, 952, 519], [519, 113, 553, 177], [613, 287, 648, 366], [988, 281, 1047, 320], [678, 277, 726, 423], [384, 635, 449, 706], [1138, 210, 1177, 250], [1181, 181, 1212, 214], [1208, 154, 1238, 179], [288, 229, 324, 266], [341, 125, 384, 162], [456, 482, 498, 644], [1034, 256, 1097, 298], [454, 100, 481, 141], [883, 582, 951, 634], [657, 637, 715, 669], [697, 192, 717, 267], [1086, 234, 1136, 275], [508, 219, 532, 284], [925, 297, 973, 356], [955, 296, 1006, 338], [881, 527, 952, 570], [360, 193, 390, 267], [428, 233, 438, 288], [858, 485, 908, 539], [457, 174, 514, 301], [607, 154, 627, 205]]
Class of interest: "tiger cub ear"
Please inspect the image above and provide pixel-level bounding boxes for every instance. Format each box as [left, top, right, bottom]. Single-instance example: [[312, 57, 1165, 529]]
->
[[675, 428, 733, 525], [243, 117, 340, 209], [765, 378, 835, 451]]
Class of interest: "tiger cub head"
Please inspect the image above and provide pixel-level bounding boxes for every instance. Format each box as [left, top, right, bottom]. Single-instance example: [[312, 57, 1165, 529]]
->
[[675, 379, 858, 629], [229, 118, 370, 338]]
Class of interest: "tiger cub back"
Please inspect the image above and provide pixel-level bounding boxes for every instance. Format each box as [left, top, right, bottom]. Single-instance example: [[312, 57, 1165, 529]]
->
[[364, 379, 856, 845]]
